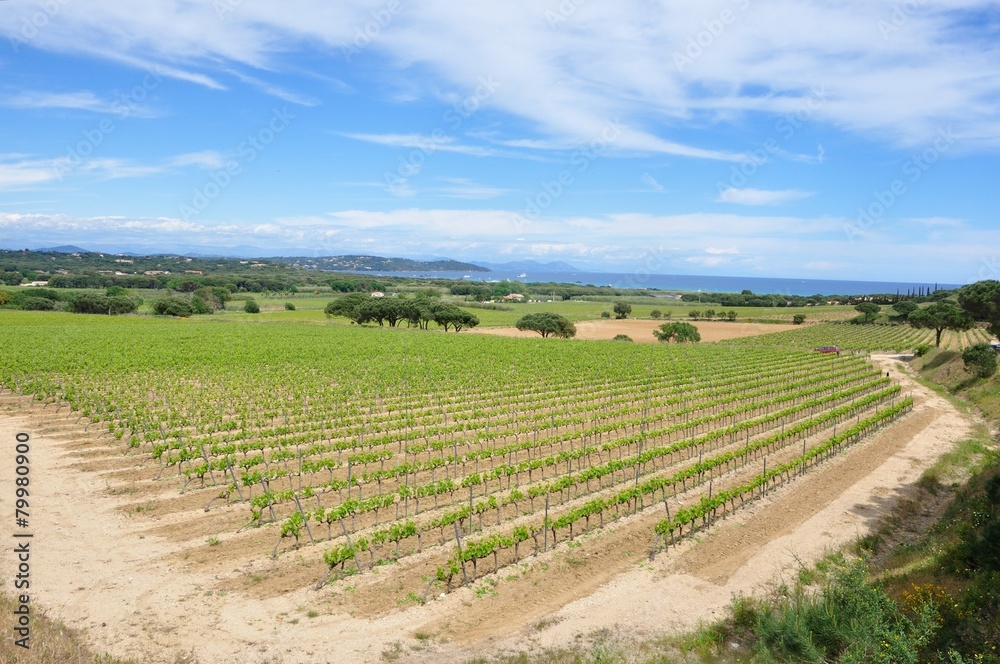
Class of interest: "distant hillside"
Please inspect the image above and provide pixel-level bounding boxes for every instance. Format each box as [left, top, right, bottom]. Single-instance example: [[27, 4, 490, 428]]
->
[[37, 245, 91, 254], [473, 260, 579, 273], [285, 255, 490, 273]]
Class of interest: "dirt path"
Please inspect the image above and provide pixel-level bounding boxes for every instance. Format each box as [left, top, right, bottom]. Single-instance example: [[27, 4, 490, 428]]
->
[[0, 356, 973, 663], [468, 319, 800, 343]]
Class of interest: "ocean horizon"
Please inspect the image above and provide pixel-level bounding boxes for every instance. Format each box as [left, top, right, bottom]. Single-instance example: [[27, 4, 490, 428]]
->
[[341, 268, 961, 298]]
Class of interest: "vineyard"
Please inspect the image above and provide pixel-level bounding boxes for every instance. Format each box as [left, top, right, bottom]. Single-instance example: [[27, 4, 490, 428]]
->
[[0, 311, 916, 605], [722, 321, 994, 352]]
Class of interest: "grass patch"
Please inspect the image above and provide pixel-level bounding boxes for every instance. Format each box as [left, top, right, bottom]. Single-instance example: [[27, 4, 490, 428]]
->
[[0, 591, 139, 664]]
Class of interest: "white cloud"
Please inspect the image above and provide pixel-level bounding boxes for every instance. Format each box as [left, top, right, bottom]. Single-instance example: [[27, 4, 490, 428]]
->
[[706, 246, 739, 255], [3, 91, 116, 113], [168, 151, 228, 170], [641, 172, 665, 192], [340, 133, 514, 158], [13, 2, 1000, 156], [432, 177, 510, 200], [718, 187, 814, 206]]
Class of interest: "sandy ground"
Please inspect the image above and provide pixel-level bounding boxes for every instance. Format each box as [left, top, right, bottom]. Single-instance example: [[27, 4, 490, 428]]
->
[[468, 319, 801, 343], [0, 355, 973, 664]]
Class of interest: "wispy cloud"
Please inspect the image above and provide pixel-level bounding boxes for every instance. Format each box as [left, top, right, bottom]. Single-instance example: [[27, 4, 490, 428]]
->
[[641, 172, 665, 192], [432, 177, 511, 200], [0, 90, 160, 118], [717, 188, 814, 206], [340, 133, 511, 158], [11, 3, 997, 154]]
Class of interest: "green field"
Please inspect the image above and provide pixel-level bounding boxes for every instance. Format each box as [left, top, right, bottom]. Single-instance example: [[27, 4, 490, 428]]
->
[[722, 321, 994, 352], [0, 309, 913, 591]]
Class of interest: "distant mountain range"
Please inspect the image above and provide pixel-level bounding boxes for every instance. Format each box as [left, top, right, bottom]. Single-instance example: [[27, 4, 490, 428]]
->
[[26, 246, 586, 274], [272, 255, 490, 273], [472, 260, 580, 273], [37, 245, 91, 254]]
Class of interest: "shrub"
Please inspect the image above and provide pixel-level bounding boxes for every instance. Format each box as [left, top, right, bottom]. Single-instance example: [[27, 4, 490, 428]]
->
[[650, 309, 662, 319], [793, 314, 806, 325], [600, 311, 611, 318], [612, 334, 633, 342], [67, 293, 139, 315], [962, 343, 997, 378], [244, 299, 260, 314], [20, 297, 55, 311], [914, 343, 932, 357], [152, 296, 194, 317], [285, 302, 296, 311]]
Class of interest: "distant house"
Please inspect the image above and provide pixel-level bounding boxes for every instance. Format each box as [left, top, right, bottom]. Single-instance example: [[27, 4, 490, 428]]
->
[[370, 291, 385, 298], [184, 270, 204, 275], [24, 280, 50, 287], [502, 293, 525, 301]]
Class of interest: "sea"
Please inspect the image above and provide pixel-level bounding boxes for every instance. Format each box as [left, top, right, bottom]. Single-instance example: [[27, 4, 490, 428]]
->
[[343, 269, 962, 298]]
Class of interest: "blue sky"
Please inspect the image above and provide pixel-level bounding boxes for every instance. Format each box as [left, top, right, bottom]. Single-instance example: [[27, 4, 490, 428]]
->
[[1, 1, 999, 283]]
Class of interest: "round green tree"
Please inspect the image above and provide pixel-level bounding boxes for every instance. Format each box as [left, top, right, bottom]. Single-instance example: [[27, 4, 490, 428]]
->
[[613, 302, 632, 319], [653, 321, 701, 343], [516, 312, 576, 338]]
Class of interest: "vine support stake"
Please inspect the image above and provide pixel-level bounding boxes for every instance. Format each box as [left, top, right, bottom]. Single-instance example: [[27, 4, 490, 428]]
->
[[339, 517, 363, 574]]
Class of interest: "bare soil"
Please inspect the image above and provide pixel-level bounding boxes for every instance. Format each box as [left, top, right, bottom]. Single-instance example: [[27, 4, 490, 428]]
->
[[0, 356, 972, 663], [468, 319, 800, 343]]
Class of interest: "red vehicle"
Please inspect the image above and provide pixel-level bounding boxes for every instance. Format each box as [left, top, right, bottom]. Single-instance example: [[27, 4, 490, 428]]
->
[[814, 345, 840, 355]]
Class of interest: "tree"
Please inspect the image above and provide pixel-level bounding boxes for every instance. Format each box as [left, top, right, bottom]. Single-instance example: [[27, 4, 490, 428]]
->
[[727, 310, 737, 321], [20, 297, 55, 311], [324, 293, 368, 321], [792, 314, 806, 325], [653, 321, 701, 343], [892, 301, 918, 320], [431, 303, 479, 332], [908, 301, 974, 347], [152, 296, 194, 317], [515, 312, 576, 338], [688, 310, 700, 319], [650, 309, 662, 319], [962, 343, 998, 378], [67, 293, 139, 315], [244, 298, 260, 314], [854, 302, 881, 323], [958, 280, 1000, 337], [613, 302, 632, 319], [704, 309, 716, 319]]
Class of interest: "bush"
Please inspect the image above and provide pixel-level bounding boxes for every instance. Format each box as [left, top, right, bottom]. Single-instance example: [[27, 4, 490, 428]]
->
[[600, 311, 611, 318], [962, 343, 997, 378], [244, 299, 260, 314], [152, 296, 194, 317], [914, 343, 933, 357], [67, 293, 139, 315], [19, 297, 55, 311], [650, 309, 662, 319], [284, 302, 296, 311], [793, 314, 806, 325], [612, 334, 633, 342], [613, 302, 632, 319]]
